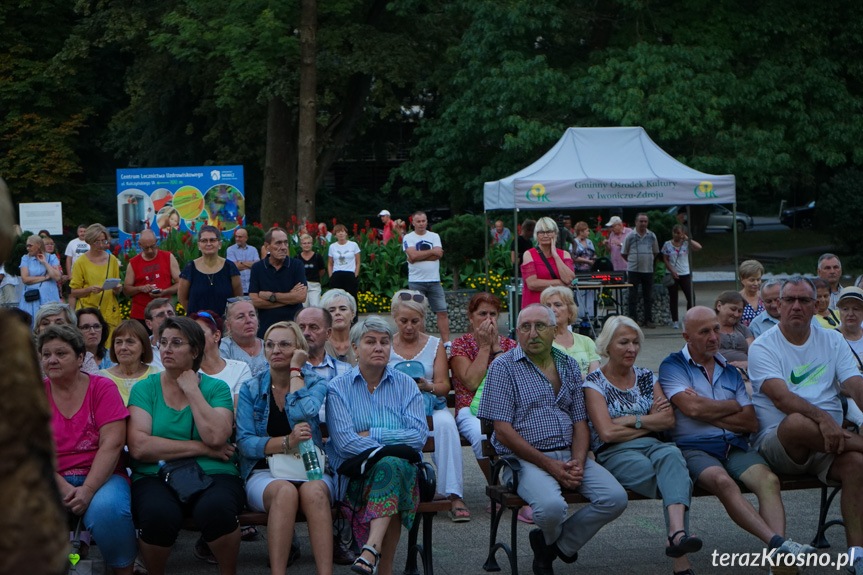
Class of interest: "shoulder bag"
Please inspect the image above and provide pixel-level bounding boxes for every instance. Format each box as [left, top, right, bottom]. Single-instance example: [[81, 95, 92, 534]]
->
[[267, 443, 327, 481], [158, 417, 214, 503]]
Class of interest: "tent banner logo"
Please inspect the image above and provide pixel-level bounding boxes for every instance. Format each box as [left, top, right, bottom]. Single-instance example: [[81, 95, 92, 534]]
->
[[527, 183, 551, 202], [694, 181, 717, 198]]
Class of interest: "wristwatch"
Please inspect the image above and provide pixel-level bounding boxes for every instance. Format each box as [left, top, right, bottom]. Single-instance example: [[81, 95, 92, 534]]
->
[[635, 414, 642, 429], [269, 294, 277, 303]]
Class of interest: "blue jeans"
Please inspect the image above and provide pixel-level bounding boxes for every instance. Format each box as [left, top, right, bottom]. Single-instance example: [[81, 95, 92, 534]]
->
[[64, 474, 137, 568]]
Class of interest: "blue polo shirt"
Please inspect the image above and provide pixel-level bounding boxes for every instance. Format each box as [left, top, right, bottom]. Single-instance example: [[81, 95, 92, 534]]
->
[[249, 256, 307, 337]]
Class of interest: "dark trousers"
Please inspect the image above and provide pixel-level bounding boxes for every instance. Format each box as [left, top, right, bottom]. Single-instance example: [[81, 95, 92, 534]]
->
[[329, 271, 358, 305], [666, 274, 694, 322], [628, 271, 654, 323]]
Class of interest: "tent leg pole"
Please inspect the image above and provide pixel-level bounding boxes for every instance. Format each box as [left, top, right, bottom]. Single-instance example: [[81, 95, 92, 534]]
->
[[733, 203, 740, 290], [687, 205, 695, 306]]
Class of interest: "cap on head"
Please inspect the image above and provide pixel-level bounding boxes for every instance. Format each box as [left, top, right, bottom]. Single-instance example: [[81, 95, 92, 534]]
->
[[606, 216, 623, 227], [378, 209, 391, 217], [838, 286, 863, 305]]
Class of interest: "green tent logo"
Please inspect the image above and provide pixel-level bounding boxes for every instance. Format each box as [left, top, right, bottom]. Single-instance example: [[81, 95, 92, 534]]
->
[[527, 183, 551, 202], [694, 181, 717, 198]]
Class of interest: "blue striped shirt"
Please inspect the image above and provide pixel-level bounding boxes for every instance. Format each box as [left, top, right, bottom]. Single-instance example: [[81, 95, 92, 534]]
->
[[324, 365, 428, 472]]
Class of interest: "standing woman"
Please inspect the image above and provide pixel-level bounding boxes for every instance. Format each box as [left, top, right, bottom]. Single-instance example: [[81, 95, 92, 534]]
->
[[327, 224, 361, 305], [297, 233, 325, 308], [321, 288, 358, 366], [571, 221, 597, 321], [42, 235, 68, 299], [178, 225, 242, 316], [662, 225, 702, 329], [77, 307, 113, 370], [70, 224, 123, 337], [19, 234, 63, 326], [520, 217, 575, 308], [540, 286, 601, 376], [737, 260, 764, 327], [220, 297, 268, 378], [326, 317, 428, 575], [99, 319, 161, 405]]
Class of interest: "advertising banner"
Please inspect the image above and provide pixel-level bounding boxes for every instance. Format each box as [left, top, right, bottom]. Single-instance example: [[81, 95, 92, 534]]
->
[[19, 202, 63, 235], [115, 165, 245, 242]]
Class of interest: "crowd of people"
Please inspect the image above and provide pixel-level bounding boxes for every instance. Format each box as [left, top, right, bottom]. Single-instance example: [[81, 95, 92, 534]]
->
[[5, 208, 863, 575]]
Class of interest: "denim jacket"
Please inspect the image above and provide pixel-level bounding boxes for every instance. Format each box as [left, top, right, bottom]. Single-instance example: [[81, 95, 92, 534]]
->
[[235, 366, 327, 480]]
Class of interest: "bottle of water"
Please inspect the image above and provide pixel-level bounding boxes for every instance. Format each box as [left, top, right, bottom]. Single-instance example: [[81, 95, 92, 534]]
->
[[299, 438, 323, 480]]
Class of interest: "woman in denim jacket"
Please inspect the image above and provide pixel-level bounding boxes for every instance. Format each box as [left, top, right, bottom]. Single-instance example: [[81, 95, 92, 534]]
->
[[236, 321, 333, 575]]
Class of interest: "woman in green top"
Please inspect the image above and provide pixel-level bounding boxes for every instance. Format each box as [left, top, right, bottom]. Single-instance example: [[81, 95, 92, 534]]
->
[[541, 286, 601, 376], [127, 317, 243, 575]]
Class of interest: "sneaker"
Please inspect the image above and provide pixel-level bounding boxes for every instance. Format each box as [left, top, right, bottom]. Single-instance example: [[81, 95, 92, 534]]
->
[[672, 321, 680, 329], [778, 539, 817, 556], [444, 341, 452, 357], [849, 556, 863, 574]]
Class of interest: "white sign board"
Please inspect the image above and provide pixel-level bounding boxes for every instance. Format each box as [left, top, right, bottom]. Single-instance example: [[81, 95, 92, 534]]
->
[[19, 202, 63, 235]]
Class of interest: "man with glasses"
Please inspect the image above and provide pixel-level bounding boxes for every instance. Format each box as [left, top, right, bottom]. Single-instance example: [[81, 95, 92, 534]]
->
[[477, 303, 627, 575], [403, 210, 451, 346], [226, 227, 259, 295], [749, 276, 863, 575], [249, 227, 307, 338], [621, 212, 659, 328], [144, 298, 177, 369], [124, 229, 180, 325]]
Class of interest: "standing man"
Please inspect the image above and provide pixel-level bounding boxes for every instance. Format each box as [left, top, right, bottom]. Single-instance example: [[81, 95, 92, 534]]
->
[[749, 276, 863, 575], [64, 224, 90, 276], [659, 307, 815, 561], [622, 212, 659, 328], [143, 298, 177, 369], [249, 227, 307, 338], [556, 216, 574, 252], [123, 229, 180, 326], [478, 304, 627, 575], [490, 220, 512, 247], [817, 253, 843, 309], [403, 210, 451, 345], [378, 209, 404, 244], [226, 227, 259, 295]]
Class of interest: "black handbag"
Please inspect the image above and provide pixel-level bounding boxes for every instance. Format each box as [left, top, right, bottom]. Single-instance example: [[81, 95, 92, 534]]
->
[[24, 289, 40, 302], [158, 457, 214, 503], [337, 444, 421, 478]]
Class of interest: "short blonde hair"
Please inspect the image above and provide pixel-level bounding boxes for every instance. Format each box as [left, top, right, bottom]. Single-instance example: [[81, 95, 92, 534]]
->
[[540, 286, 578, 325], [534, 217, 559, 235], [263, 321, 309, 353], [84, 223, 110, 246], [738, 259, 764, 280], [391, 289, 428, 320], [594, 315, 643, 359], [299, 233, 313, 243]]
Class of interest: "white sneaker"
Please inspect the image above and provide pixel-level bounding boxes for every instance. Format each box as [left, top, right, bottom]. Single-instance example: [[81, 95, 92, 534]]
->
[[778, 539, 817, 556], [672, 321, 680, 329], [849, 556, 863, 574]]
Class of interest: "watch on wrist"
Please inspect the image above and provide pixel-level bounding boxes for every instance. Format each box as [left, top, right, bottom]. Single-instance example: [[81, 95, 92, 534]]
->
[[635, 414, 642, 429], [269, 293, 277, 303]]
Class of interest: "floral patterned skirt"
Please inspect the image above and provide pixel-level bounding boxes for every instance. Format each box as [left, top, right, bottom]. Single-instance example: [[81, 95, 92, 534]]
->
[[344, 456, 419, 545]]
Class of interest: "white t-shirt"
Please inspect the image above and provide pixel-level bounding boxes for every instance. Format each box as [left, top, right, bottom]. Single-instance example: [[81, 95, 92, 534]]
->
[[0, 264, 18, 288], [749, 324, 859, 447], [328, 241, 360, 274], [200, 358, 252, 398], [403, 230, 442, 282], [65, 238, 90, 264]]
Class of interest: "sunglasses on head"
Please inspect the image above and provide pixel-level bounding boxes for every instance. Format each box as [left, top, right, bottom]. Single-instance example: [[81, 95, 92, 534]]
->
[[398, 292, 425, 303], [227, 296, 252, 303]]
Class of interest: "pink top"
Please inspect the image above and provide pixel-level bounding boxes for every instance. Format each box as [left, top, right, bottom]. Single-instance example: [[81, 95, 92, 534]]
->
[[450, 333, 517, 413], [520, 248, 575, 308], [607, 227, 632, 270], [46, 374, 129, 477]]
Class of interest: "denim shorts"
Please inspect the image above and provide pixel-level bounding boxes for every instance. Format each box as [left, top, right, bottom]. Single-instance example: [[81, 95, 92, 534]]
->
[[408, 281, 447, 313]]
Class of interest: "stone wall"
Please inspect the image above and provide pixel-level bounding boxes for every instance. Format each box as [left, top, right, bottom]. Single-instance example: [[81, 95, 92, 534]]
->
[[629, 283, 672, 326], [424, 289, 477, 335]]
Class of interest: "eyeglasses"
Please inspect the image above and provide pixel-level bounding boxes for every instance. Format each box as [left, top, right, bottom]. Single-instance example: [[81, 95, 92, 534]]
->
[[157, 339, 188, 350], [265, 340, 296, 351], [139, 243, 158, 250], [150, 309, 176, 319], [198, 238, 220, 244], [517, 322, 551, 334], [227, 296, 252, 304], [398, 292, 425, 303], [93, 239, 110, 246], [79, 324, 102, 332], [536, 230, 555, 236], [780, 296, 816, 305]]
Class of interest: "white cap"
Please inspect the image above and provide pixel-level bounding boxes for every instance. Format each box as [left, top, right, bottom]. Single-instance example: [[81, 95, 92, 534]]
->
[[378, 210, 391, 217], [606, 216, 623, 227]]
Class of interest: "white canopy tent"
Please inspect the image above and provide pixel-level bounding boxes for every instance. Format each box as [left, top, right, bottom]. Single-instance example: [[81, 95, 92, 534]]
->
[[482, 126, 738, 317]]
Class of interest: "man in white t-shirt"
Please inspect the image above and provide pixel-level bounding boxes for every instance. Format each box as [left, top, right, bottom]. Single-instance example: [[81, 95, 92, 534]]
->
[[403, 211, 450, 344], [64, 224, 90, 276], [748, 276, 863, 574]]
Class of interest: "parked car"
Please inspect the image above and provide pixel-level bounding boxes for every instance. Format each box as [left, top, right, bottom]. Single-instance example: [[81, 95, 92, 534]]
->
[[664, 205, 754, 232], [780, 201, 816, 229]]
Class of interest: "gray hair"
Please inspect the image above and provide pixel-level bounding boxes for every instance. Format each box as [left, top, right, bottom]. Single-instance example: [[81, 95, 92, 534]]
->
[[321, 288, 357, 316], [34, 303, 77, 333], [760, 279, 782, 295], [516, 303, 557, 328], [779, 275, 816, 299], [391, 289, 428, 319], [350, 315, 393, 347], [594, 315, 644, 359], [38, 324, 86, 358], [534, 217, 559, 235], [817, 253, 841, 270]]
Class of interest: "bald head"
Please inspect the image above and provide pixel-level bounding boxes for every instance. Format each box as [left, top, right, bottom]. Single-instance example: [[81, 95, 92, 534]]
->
[[138, 229, 159, 259], [139, 229, 157, 242], [682, 306, 716, 333], [682, 306, 721, 362]]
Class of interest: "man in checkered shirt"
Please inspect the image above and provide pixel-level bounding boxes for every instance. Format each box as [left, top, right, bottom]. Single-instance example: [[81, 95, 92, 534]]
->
[[478, 304, 627, 575]]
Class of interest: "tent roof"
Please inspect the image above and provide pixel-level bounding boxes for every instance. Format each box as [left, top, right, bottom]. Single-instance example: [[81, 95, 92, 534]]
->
[[483, 126, 735, 211]]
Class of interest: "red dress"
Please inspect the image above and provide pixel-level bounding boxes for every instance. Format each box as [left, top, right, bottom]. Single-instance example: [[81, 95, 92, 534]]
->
[[520, 248, 575, 308]]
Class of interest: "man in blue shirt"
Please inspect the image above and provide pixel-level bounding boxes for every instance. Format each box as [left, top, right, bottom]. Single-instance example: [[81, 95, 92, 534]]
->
[[225, 227, 259, 295], [478, 304, 626, 575], [249, 227, 307, 338]]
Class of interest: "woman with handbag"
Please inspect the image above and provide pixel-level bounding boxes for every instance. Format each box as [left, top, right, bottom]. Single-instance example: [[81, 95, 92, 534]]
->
[[19, 234, 63, 327], [388, 289, 468, 523], [236, 321, 333, 575], [326, 316, 428, 575], [40, 324, 136, 575], [127, 317, 243, 575], [70, 224, 123, 338], [520, 217, 575, 309], [661, 225, 702, 329]]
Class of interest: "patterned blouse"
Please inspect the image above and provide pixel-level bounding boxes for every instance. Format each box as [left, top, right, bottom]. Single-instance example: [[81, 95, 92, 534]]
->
[[583, 366, 656, 453], [741, 299, 764, 327], [450, 333, 517, 414]]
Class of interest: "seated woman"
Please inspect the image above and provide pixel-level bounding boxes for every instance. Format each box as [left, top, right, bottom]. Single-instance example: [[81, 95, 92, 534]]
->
[[540, 286, 600, 376], [584, 316, 700, 575], [34, 302, 100, 374], [189, 310, 252, 405], [715, 291, 755, 376], [321, 288, 358, 366], [99, 319, 161, 406], [127, 317, 243, 575], [40, 324, 136, 575], [813, 278, 841, 329], [236, 321, 333, 575], [219, 297, 268, 378], [449, 292, 517, 482], [388, 289, 467, 522], [77, 307, 114, 370], [326, 316, 428, 575]]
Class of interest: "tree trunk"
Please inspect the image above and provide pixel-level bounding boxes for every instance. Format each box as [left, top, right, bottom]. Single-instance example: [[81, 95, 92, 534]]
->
[[261, 98, 296, 228], [297, 0, 317, 225]]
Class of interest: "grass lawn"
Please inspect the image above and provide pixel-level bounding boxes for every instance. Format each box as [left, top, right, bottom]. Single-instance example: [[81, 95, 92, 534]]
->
[[693, 229, 834, 269]]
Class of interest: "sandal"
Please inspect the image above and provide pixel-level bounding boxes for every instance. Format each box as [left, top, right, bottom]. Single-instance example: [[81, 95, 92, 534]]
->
[[240, 525, 259, 541], [517, 505, 535, 524], [351, 544, 381, 575], [666, 530, 703, 558], [448, 498, 471, 523]]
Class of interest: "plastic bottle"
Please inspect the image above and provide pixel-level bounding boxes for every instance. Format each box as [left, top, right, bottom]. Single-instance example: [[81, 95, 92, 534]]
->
[[299, 438, 323, 480]]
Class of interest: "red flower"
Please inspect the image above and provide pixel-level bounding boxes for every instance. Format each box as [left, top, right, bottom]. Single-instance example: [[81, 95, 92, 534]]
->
[[360, 228, 366, 235], [112, 246, 120, 255], [353, 223, 358, 234], [364, 219, 370, 229], [253, 222, 262, 229], [369, 253, 376, 261], [291, 215, 297, 224], [332, 217, 337, 226], [124, 239, 131, 248], [273, 222, 279, 228]]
